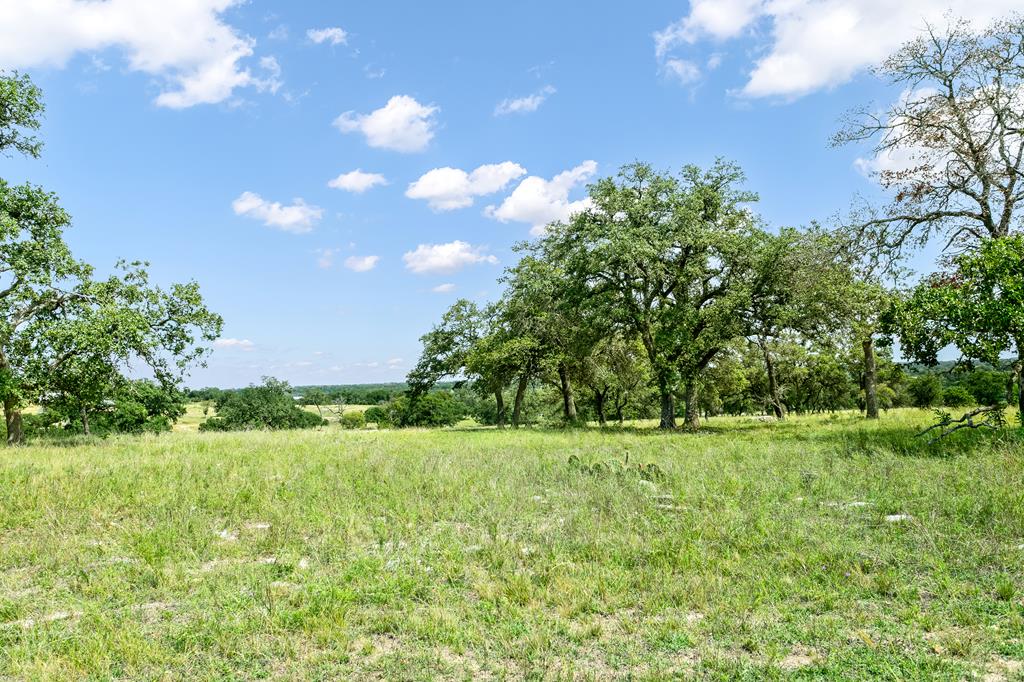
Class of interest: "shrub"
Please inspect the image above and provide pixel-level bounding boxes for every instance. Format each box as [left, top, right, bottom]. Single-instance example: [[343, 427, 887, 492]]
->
[[380, 392, 464, 428], [908, 375, 943, 407], [942, 385, 974, 408], [961, 370, 1009, 406], [339, 410, 366, 430], [363, 405, 388, 425], [200, 377, 326, 432]]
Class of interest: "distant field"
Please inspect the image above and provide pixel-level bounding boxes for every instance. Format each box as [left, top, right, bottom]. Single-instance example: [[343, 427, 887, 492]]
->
[[1, 410, 1023, 679]]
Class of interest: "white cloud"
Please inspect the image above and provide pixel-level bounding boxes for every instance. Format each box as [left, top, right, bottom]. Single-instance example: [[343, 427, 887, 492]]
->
[[328, 170, 388, 193], [664, 59, 701, 84], [406, 162, 527, 211], [655, 1, 1022, 99], [316, 248, 338, 269], [344, 255, 380, 272], [485, 161, 597, 235], [232, 191, 323, 234], [334, 95, 439, 153], [214, 338, 255, 351], [307, 27, 348, 45], [495, 85, 556, 116], [403, 241, 498, 274], [0, 0, 282, 108], [386, 357, 403, 367], [432, 283, 456, 293]]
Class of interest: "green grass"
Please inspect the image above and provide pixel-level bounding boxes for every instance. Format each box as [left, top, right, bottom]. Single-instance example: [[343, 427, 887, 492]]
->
[[1, 410, 1023, 680]]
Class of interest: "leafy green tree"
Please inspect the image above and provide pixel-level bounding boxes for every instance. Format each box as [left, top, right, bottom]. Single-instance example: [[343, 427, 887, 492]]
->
[[892, 236, 1024, 421], [382, 391, 464, 428], [908, 374, 944, 408], [200, 377, 325, 431], [961, 370, 1010, 407], [541, 161, 760, 429], [943, 385, 974, 408], [0, 72, 44, 159], [0, 74, 220, 443]]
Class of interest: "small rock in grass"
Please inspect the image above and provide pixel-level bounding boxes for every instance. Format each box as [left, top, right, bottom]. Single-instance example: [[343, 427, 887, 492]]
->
[[885, 514, 913, 523], [216, 529, 237, 541], [245, 522, 271, 531], [297, 557, 310, 570]]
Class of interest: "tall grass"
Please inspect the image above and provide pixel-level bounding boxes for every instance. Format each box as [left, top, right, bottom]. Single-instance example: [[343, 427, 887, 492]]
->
[[0, 409, 1022, 679]]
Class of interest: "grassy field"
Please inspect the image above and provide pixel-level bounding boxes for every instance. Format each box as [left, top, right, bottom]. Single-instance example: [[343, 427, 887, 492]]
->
[[1, 410, 1023, 680]]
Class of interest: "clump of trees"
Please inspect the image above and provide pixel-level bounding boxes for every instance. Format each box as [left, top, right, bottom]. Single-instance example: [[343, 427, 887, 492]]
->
[[0, 72, 221, 443], [406, 16, 1024, 439], [199, 377, 325, 431]]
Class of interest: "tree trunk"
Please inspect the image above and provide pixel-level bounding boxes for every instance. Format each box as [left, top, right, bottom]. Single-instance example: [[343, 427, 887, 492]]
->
[[81, 407, 90, 436], [494, 389, 506, 429], [762, 345, 786, 420], [594, 388, 607, 426], [683, 378, 700, 430], [512, 375, 528, 428], [862, 336, 879, 420], [615, 399, 625, 425], [4, 399, 23, 445], [557, 362, 577, 424], [658, 380, 675, 429]]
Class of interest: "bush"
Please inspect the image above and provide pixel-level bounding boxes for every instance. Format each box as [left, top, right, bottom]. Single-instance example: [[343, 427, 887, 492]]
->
[[908, 375, 944, 407], [200, 377, 326, 432], [363, 405, 388, 425], [942, 385, 974, 407], [380, 392, 464, 428], [339, 410, 365, 430], [961, 370, 1009, 406]]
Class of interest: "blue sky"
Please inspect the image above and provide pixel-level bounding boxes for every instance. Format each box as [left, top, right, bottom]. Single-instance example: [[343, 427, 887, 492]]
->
[[1, 1, 1017, 387]]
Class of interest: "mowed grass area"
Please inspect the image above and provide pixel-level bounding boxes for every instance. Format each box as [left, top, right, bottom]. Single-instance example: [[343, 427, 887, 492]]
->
[[1, 411, 1023, 680]]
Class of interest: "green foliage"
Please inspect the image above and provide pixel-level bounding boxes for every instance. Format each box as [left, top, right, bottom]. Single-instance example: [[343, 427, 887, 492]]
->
[[908, 375, 944, 408], [199, 377, 326, 432], [0, 74, 220, 444], [381, 391, 464, 428], [960, 370, 1010, 407], [339, 410, 365, 430], [942, 386, 974, 408], [0, 71, 44, 158], [363, 405, 387, 424]]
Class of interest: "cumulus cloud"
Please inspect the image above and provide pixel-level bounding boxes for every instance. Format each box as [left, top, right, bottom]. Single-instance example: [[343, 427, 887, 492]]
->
[[432, 283, 456, 293], [406, 162, 527, 211], [495, 85, 556, 115], [232, 191, 323, 234], [214, 338, 255, 351], [654, 0, 1022, 99], [307, 27, 348, 45], [485, 161, 597, 235], [403, 241, 498, 274], [328, 170, 388, 193], [344, 255, 380, 272], [334, 95, 439, 153], [0, 0, 282, 108]]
